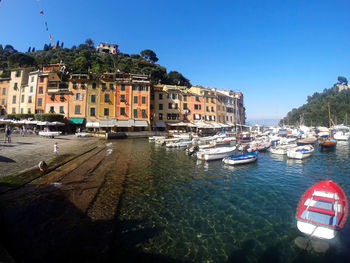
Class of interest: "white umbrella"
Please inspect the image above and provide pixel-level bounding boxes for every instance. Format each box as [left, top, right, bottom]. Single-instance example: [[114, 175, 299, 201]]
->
[[37, 121, 55, 126], [52, 121, 65, 126]]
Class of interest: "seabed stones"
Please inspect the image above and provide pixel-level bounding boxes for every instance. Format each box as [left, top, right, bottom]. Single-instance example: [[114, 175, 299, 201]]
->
[[294, 236, 330, 252]]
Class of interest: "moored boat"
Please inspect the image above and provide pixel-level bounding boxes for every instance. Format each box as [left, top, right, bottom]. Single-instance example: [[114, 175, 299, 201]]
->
[[319, 138, 337, 148], [269, 144, 296, 155], [197, 146, 237, 161], [287, 145, 314, 159], [222, 151, 259, 165], [296, 137, 317, 146], [296, 180, 348, 239]]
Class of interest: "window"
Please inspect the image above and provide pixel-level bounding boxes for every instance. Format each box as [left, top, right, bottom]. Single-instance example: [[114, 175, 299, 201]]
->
[[59, 106, 64, 114], [195, 96, 200, 102], [28, 96, 32, 103], [172, 94, 176, 100], [91, 95, 96, 103], [92, 83, 97, 89], [142, 109, 146, 118], [167, 93, 170, 99], [30, 86, 33, 93], [104, 94, 110, 103], [194, 104, 201, 110], [38, 86, 43, 94], [168, 103, 172, 109], [159, 104, 163, 110], [120, 94, 125, 102], [15, 71, 20, 77], [142, 96, 146, 104], [60, 95, 65, 101], [134, 109, 138, 118], [28, 108, 31, 114], [21, 95, 24, 103], [183, 103, 187, 110], [211, 98, 214, 103], [211, 106, 214, 112], [134, 96, 138, 103], [120, 107, 125, 115], [183, 95, 187, 101], [104, 108, 109, 116], [226, 116, 229, 121], [38, 98, 42, 106], [12, 108, 15, 114], [12, 95, 16, 104], [50, 95, 55, 101], [50, 106, 54, 113], [159, 113, 163, 120], [167, 113, 171, 120], [90, 107, 95, 116], [20, 108, 23, 114], [174, 103, 178, 109], [206, 106, 209, 112], [172, 113, 179, 120], [14, 83, 18, 90], [159, 93, 163, 100], [75, 93, 82, 100], [2, 88, 6, 95], [1, 99, 4, 105], [81, 83, 86, 89], [74, 105, 81, 114], [206, 97, 209, 103], [109, 83, 114, 90], [40, 77, 44, 83], [121, 85, 125, 91], [31, 77, 34, 83], [73, 82, 77, 89], [102, 83, 106, 89], [193, 114, 201, 120], [21, 87, 25, 92]]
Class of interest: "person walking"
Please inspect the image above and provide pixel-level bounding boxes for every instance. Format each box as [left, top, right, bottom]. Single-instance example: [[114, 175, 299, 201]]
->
[[6, 126, 11, 143], [53, 142, 58, 155], [4, 125, 8, 143]]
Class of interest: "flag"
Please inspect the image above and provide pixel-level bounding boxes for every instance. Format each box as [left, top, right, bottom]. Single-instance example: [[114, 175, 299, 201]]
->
[[331, 119, 335, 126], [49, 34, 53, 41], [45, 22, 48, 31], [56, 52, 59, 57], [40, 9, 44, 15]]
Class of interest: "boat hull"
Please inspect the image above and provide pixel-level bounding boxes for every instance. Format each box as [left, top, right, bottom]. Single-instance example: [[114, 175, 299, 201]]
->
[[197, 147, 236, 161], [223, 152, 258, 165], [296, 180, 348, 239], [287, 145, 314, 159]]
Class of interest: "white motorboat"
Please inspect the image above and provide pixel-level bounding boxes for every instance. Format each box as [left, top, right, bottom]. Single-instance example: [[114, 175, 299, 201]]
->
[[334, 131, 350, 141], [197, 146, 237, 161], [287, 145, 314, 159], [222, 151, 259, 165], [75, 132, 92, 137], [166, 140, 193, 148]]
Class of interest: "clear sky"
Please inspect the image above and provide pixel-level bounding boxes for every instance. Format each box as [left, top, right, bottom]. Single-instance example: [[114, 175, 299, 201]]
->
[[1, 0, 350, 121]]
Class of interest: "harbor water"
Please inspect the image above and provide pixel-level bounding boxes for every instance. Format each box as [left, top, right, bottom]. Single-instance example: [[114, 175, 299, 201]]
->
[[108, 139, 350, 262]]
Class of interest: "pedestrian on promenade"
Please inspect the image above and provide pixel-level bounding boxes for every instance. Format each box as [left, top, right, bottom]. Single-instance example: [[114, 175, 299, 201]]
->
[[6, 126, 11, 143], [4, 125, 8, 143], [53, 142, 58, 155]]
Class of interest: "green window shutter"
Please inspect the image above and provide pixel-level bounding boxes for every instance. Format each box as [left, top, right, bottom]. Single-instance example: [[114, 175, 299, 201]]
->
[[120, 107, 125, 115], [142, 109, 146, 118], [134, 96, 138, 103], [134, 109, 138, 118], [92, 83, 96, 89], [142, 96, 146, 104], [121, 85, 125, 91]]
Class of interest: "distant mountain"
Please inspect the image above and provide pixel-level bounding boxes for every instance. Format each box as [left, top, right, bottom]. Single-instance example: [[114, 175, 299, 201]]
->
[[246, 118, 280, 127], [280, 80, 350, 126]]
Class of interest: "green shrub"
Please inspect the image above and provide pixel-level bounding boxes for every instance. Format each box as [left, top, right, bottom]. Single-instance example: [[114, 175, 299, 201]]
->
[[35, 113, 65, 122]]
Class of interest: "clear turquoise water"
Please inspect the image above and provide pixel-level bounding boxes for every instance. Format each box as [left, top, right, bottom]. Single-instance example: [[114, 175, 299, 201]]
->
[[110, 139, 350, 262]]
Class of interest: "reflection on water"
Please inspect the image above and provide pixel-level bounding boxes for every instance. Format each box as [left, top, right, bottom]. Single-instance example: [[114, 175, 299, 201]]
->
[[108, 139, 350, 262]]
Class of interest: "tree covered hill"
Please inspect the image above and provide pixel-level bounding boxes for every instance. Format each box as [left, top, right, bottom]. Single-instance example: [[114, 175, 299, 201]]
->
[[280, 76, 350, 127], [0, 39, 191, 86]]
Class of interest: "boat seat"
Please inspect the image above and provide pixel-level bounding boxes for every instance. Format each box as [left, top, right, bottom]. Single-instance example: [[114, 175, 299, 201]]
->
[[313, 195, 335, 203], [301, 210, 336, 226], [308, 206, 335, 216]]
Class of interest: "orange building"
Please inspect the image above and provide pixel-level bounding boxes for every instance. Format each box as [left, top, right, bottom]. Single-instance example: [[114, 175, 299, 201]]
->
[[0, 77, 10, 116], [99, 73, 116, 121], [68, 74, 88, 125], [44, 73, 69, 117], [183, 92, 204, 122], [35, 73, 48, 114]]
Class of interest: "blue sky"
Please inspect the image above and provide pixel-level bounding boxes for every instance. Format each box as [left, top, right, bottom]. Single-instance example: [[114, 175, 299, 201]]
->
[[1, 0, 350, 121]]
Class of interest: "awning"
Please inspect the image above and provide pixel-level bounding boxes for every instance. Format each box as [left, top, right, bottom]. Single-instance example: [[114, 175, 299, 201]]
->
[[86, 121, 100, 128], [134, 120, 148, 127], [167, 122, 188, 127], [155, 122, 166, 128], [100, 119, 117, 127], [68, 118, 85, 124], [116, 119, 134, 127]]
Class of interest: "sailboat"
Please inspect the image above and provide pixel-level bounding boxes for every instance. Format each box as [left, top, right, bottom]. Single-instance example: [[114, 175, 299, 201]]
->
[[319, 103, 337, 148]]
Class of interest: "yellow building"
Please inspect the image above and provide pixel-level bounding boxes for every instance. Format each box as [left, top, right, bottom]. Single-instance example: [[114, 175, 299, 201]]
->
[[20, 70, 40, 114], [0, 77, 10, 116], [99, 73, 116, 122], [86, 75, 100, 125], [7, 68, 34, 114]]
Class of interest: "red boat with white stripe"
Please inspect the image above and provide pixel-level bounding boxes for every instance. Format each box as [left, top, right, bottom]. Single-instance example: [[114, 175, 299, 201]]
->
[[296, 180, 348, 239]]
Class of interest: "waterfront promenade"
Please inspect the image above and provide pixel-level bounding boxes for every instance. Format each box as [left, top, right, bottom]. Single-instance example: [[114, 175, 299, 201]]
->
[[0, 134, 99, 177]]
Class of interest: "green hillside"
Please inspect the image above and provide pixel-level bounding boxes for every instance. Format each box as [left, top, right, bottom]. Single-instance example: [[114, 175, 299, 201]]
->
[[0, 39, 191, 86], [280, 78, 350, 126]]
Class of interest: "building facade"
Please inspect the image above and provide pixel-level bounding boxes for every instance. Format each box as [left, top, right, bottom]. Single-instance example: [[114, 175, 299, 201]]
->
[[0, 77, 10, 116]]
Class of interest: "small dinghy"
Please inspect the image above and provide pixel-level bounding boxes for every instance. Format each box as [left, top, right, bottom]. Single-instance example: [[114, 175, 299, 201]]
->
[[296, 180, 348, 239], [222, 151, 259, 165]]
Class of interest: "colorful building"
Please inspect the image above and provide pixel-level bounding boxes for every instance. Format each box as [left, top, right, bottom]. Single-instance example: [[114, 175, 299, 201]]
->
[[68, 73, 88, 126], [35, 73, 48, 114], [7, 68, 34, 114], [20, 70, 40, 114], [44, 73, 69, 117], [85, 75, 100, 127], [0, 77, 10, 116], [99, 73, 116, 124]]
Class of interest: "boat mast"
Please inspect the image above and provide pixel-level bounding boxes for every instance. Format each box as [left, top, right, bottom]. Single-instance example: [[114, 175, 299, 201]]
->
[[328, 103, 331, 129]]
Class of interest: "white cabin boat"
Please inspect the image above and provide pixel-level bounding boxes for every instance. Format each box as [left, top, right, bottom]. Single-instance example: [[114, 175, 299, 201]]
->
[[197, 146, 237, 161], [38, 131, 62, 138], [287, 145, 314, 159]]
